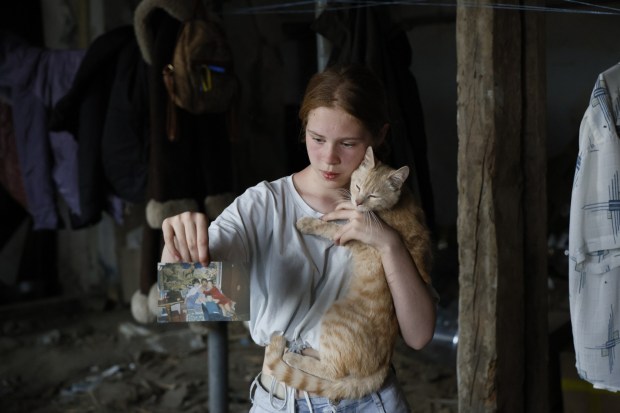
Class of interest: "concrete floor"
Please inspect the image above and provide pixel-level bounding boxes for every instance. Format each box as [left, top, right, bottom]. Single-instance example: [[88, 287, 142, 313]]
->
[[0, 297, 458, 413]]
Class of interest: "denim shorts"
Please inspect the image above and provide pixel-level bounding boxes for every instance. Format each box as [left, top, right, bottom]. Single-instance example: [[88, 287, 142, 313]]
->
[[248, 368, 411, 413]]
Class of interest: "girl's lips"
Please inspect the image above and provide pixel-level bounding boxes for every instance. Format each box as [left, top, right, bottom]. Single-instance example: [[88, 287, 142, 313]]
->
[[321, 171, 339, 180]]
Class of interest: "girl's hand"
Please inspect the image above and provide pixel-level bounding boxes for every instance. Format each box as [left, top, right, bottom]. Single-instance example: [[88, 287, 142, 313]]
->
[[320, 202, 399, 252], [161, 211, 210, 266]]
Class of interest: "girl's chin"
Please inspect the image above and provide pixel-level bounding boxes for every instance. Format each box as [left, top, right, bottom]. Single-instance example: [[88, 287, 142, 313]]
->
[[324, 179, 349, 190]]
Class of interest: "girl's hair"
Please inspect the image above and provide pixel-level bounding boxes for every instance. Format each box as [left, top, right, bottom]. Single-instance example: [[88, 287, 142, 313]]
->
[[298, 64, 390, 151]]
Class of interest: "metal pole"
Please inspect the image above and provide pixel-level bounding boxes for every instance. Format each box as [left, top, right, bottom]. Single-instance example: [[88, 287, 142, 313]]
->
[[208, 321, 229, 412]]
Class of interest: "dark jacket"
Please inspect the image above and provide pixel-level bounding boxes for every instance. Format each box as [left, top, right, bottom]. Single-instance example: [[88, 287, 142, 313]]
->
[[50, 25, 148, 227]]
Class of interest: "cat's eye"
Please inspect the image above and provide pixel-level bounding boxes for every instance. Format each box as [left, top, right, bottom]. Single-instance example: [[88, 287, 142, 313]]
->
[[355, 185, 360, 190]]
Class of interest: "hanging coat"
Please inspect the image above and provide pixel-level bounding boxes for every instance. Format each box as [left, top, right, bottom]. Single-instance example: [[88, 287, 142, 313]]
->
[[0, 31, 84, 229], [0, 101, 27, 210], [50, 25, 148, 227]]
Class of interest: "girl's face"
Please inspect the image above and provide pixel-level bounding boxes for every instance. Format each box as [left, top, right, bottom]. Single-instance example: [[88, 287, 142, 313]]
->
[[305, 106, 373, 189]]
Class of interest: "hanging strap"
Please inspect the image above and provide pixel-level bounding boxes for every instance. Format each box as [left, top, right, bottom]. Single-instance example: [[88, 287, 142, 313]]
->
[[162, 64, 179, 142]]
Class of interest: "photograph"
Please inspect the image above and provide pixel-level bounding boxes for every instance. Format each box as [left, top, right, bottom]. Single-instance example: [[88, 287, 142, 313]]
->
[[157, 262, 250, 323]]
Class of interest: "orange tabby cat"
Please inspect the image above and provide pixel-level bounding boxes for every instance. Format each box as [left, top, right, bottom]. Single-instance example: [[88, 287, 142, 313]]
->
[[265, 146, 432, 400]]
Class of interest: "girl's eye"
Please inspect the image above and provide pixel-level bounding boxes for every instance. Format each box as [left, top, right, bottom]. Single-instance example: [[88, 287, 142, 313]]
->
[[312, 137, 324, 143], [342, 142, 354, 148]]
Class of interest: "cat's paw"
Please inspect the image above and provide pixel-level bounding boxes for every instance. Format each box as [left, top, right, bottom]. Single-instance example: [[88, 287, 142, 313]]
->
[[267, 333, 287, 356], [264, 333, 287, 373], [282, 351, 304, 367], [296, 216, 320, 233]]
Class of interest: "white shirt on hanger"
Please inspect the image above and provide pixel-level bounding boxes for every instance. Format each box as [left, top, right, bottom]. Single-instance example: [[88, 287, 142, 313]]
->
[[569, 62, 620, 392]]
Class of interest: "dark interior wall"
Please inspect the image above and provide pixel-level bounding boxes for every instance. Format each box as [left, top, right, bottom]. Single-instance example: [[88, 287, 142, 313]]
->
[[0, 1, 44, 46], [402, 9, 457, 232], [546, 9, 620, 159], [393, 3, 620, 239], [218, 5, 325, 191]]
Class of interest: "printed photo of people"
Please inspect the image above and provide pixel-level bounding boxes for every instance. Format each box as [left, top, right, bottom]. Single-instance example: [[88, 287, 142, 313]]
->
[[156, 262, 250, 323]]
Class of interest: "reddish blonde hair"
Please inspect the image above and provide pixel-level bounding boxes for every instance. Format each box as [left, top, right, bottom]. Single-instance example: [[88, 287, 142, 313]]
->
[[299, 64, 389, 148]]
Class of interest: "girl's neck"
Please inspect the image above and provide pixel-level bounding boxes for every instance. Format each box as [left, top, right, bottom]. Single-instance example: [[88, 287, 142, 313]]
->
[[292, 167, 346, 214]]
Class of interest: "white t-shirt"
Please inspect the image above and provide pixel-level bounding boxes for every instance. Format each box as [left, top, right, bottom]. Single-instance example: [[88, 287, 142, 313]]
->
[[208, 175, 353, 350]]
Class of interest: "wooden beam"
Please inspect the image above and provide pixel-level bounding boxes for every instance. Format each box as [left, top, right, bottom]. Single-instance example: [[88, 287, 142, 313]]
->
[[456, 0, 547, 411]]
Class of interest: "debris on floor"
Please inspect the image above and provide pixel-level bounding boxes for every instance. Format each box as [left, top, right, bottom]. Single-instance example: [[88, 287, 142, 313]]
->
[[0, 298, 457, 413]]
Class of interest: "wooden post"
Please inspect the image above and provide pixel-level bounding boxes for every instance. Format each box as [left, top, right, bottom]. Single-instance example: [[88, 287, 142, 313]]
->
[[456, 0, 547, 411]]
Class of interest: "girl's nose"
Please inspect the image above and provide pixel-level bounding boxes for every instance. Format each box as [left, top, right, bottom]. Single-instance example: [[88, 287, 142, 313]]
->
[[324, 144, 339, 164]]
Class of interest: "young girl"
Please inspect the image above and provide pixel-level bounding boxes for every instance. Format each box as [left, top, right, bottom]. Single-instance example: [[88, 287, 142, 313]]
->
[[161, 64, 437, 412]]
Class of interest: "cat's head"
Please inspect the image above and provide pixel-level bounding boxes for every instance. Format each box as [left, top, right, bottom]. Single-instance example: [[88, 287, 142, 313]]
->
[[349, 147, 409, 212]]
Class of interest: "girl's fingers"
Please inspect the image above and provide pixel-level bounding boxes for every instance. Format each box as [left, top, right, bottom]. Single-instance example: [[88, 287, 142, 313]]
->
[[182, 212, 209, 263], [322, 208, 357, 222], [161, 244, 180, 262], [335, 225, 359, 246], [162, 218, 182, 262], [173, 218, 192, 262], [161, 212, 210, 264], [335, 202, 355, 211], [335, 215, 390, 247], [195, 214, 210, 266]]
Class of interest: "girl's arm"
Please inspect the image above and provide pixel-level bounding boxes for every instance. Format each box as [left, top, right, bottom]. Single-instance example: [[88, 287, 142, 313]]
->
[[376, 233, 436, 349], [321, 206, 437, 350]]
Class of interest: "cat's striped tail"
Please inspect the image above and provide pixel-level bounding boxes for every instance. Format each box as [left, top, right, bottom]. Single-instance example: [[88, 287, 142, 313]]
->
[[264, 334, 390, 401]]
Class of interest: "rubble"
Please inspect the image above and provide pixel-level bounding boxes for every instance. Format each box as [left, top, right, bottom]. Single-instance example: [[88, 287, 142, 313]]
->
[[0, 304, 457, 412]]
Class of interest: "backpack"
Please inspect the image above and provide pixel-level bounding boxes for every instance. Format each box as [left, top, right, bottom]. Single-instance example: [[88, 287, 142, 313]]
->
[[162, 1, 238, 141]]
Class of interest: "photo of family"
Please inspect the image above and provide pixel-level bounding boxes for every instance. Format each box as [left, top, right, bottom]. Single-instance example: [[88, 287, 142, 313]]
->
[[156, 261, 250, 323]]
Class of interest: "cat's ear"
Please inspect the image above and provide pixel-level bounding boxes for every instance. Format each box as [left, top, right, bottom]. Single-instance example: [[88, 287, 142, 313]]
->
[[361, 146, 376, 169], [389, 166, 410, 189]]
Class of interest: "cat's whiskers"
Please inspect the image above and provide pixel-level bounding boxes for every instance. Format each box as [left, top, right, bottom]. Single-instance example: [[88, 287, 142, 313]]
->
[[328, 189, 352, 212], [364, 211, 383, 236], [336, 188, 352, 205]]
